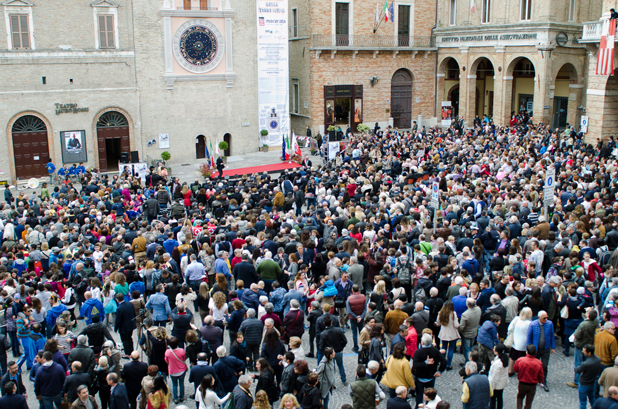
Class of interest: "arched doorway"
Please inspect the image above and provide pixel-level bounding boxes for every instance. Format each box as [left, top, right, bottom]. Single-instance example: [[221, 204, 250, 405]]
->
[[442, 58, 460, 118], [553, 63, 578, 129], [471, 58, 495, 119], [391, 69, 413, 129], [196, 135, 206, 159], [12, 115, 50, 179], [223, 133, 231, 156], [96, 111, 130, 172], [510, 57, 536, 117]]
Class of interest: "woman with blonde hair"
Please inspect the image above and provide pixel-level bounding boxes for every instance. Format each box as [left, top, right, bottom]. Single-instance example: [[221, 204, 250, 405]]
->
[[279, 393, 300, 409], [507, 306, 533, 375], [209, 291, 228, 338], [370, 280, 387, 315], [253, 390, 271, 409]]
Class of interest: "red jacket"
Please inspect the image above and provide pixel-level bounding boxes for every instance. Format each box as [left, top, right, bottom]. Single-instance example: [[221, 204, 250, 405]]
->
[[513, 354, 545, 384], [405, 327, 418, 358], [581, 260, 603, 282]]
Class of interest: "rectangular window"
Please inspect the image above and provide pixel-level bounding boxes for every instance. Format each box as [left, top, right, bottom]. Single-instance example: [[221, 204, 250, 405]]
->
[[200, 0, 208, 10], [184, 0, 191, 10], [292, 79, 300, 113], [481, 0, 491, 23], [449, 0, 456, 26], [568, 0, 575, 21], [520, 0, 531, 21], [398, 5, 410, 46], [98, 15, 115, 49], [10, 14, 29, 50], [292, 8, 298, 37], [335, 2, 349, 46]]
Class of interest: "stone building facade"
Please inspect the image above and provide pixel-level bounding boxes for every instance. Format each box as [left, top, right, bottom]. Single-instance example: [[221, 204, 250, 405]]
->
[[434, 0, 600, 129], [289, 0, 439, 136], [0, 0, 258, 182]]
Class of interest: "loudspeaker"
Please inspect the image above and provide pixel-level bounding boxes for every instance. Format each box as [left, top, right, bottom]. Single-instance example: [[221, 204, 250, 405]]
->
[[120, 152, 130, 163], [130, 151, 139, 163]]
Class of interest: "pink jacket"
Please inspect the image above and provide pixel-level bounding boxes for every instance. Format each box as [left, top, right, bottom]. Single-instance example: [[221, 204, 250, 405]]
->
[[164, 348, 187, 376]]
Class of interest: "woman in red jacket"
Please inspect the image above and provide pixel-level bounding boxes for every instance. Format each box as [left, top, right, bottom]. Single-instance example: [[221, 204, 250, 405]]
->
[[581, 251, 603, 282]]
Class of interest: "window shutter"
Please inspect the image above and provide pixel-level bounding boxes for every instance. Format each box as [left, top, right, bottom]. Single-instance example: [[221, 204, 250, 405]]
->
[[184, 0, 191, 10], [200, 0, 208, 10], [106, 15, 114, 48], [99, 15, 107, 48], [20, 16, 29, 49], [10, 15, 20, 48]]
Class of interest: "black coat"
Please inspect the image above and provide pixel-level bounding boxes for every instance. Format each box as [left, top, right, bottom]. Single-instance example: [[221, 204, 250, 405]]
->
[[387, 397, 412, 409], [317, 325, 347, 353], [114, 301, 136, 335], [1, 371, 26, 395], [0, 394, 28, 409], [68, 345, 96, 378], [109, 382, 130, 409], [234, 262, 258, 287], [120, 361, 148, 398], [63, 372, 92, 402]]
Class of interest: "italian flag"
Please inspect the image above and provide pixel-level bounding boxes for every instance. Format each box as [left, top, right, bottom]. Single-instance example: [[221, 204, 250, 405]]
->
[[383, 0, 389, 22], [470, 0, 475, 13]]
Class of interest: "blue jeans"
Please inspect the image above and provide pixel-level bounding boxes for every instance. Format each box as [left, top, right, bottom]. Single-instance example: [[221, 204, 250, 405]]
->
[[334, 351, 346, 383], [574, 347, 584, 385], [579, 384, 595, 409], [41, 393, 63, 409], [462, 337, 474, 362], [323, 392, 330, 409], [564, 319, 582, 355], [441, 339, 456, 368], [171, 372, 186, 400], [350, 319, 360, 350], [16, 337, 33, 370]]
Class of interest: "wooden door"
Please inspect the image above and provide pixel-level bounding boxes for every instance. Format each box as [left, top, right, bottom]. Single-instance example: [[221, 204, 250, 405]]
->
[[488, 91, 494, 117], [13, 130, 49, 179], [196, 135, 206, 159], [97, 125, 130, 172], [184, 0, 192, 10], [223, 133, 231, 156], [391, 69, 413, 128]]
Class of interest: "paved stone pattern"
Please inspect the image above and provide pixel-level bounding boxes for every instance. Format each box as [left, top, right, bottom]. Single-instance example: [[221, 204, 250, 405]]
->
[[22, 316, 579, 409]]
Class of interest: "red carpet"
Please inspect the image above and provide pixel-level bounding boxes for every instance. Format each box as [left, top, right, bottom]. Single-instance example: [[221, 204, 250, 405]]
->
[[212, 161, 302, 178]]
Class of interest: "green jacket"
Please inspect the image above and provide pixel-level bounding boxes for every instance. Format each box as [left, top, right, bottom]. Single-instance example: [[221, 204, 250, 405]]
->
[[573, 318, 599, 349]]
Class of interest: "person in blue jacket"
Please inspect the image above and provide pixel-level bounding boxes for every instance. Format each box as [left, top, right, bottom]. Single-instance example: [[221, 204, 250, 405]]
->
[[145, 284, 172, 326], [79, 292, 104, 325], [46, 159, 56, 184], [57, 165, 68, 182]]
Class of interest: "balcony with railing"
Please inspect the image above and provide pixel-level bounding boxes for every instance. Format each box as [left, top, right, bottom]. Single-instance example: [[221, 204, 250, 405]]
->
[[177, 5, 218, 10], [581, 13, 616, 43], [311, 34, 436, 50]]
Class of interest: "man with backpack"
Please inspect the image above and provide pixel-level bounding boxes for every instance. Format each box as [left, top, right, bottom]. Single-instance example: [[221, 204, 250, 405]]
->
[[395, 247, 412, 297]]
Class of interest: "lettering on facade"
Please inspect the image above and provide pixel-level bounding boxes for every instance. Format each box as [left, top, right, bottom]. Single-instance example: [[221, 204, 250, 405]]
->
[[439, 33, 537, 43], [54, 103, 89, 115]]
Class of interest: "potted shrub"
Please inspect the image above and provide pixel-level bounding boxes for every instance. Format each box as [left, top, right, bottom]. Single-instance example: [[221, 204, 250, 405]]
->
[[199, 163, 212, 180], [260, 143, 269, 152], [218, 141, 229, 163], [357, 123, 370, 134], [260, 129, 269, 151], [327, 125, 336, 140], [160, 151, 172, 176]]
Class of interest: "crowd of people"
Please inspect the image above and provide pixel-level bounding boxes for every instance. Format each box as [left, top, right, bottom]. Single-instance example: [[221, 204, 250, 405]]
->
[[2, 117, 618, 409]]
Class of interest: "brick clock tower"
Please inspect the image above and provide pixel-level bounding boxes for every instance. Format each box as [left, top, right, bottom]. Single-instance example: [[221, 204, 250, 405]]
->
[[161, 0, 237, 90]]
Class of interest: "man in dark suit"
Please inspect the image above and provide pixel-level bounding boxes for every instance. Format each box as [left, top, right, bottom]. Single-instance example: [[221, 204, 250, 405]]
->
[[386, 386, 409, 409], [114, 294, 136, 357], [121, 351, 148, 409], [63, 361, 91, 403], [233, 253, 258, 287], [189, 353, 220, 396], [107, 373, 130, 409], [0, 381, 28, 409]]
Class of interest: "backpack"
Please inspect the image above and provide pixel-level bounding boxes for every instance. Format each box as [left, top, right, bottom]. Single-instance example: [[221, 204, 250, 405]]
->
[[600, 250, 612, 267], [415, 287, 427, 303], [396, 256, 411, 286]]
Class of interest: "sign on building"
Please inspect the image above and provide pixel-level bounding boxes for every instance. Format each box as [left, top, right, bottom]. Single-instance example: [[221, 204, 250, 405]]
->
[[581, 116, 588, 133], [431, 182, 439, 208], [544, 167, 556, 207]]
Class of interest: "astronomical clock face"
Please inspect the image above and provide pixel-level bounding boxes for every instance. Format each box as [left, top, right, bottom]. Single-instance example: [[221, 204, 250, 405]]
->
[[173, 19, 224, 73]]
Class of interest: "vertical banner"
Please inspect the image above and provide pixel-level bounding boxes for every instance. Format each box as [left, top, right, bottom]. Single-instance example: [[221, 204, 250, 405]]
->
[[257, 0, 289, 147], [328, 142, 340, 160], [441, 101, 452, 127]]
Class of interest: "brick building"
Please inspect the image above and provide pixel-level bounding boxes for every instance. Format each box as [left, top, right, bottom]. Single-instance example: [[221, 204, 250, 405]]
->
[[434, 0, 599, 130], [0, 0, 257, 182], [289, 0, 438, 136]]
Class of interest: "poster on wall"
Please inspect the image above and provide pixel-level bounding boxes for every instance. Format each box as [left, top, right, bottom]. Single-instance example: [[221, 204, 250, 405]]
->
[[354, 99, 363, 123], [328, 142, 340, 160], [60, 130, 88, 164], [159, 133, 170, 149], [257, 0, 290, 147], [441, 101, 452, 127]]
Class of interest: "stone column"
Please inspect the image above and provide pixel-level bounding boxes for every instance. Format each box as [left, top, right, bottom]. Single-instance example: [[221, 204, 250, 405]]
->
[[534, 47, 554, 125], [492, 47, 508, 125], [458, 47, 473, 125]]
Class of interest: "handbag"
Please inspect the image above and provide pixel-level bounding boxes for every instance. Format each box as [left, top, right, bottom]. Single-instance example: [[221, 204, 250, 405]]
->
[[504, 331, 514, 349], [561, 305, 569, 319], [334, 296, 346, 309], [281, 311, 301, 343], [357, 348, 369, 364]]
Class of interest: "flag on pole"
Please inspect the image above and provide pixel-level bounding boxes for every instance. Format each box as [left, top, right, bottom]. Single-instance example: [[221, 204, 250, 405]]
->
[[205, 142, 211, 168], [281, 133, 286, 161], [388, 1, 394, 22], [375, 2, 380, 23], [285, 134, 290, 160], [292, 132, 301, 156], [215, 138, 220, 157], [209, 140, 215, 168], [383, 0, 389, 22], [597, 18, 617, 76], [470, 0, 475, 13]]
